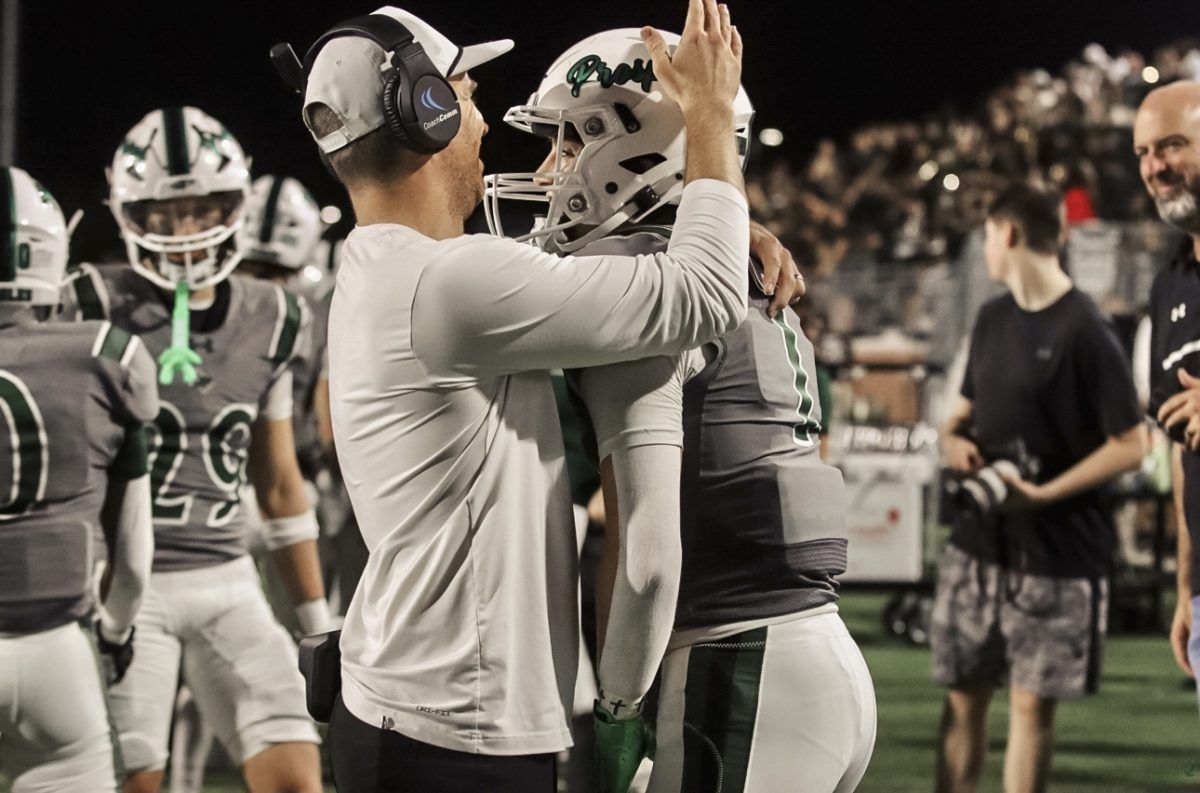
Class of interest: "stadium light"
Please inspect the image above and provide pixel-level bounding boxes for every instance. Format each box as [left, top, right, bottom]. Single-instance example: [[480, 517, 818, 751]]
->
[[943, 173, 960, 192], [320, 205, 343, 225], [759, 128, 784, 147], [918, 160, 939, 181], [1142, 66, 1160, 84]]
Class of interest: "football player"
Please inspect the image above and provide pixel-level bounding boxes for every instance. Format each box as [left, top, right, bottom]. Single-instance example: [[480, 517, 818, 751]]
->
[[0, 166, 158, 793], [235, 174, 331, 623], [487, 29, 876, 793], [67, 107, 327, 793], [171, 174, 331, 793]]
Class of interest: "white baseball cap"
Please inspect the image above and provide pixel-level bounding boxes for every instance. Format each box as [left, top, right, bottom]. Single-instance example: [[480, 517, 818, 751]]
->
[[303, 6, 512, 153]]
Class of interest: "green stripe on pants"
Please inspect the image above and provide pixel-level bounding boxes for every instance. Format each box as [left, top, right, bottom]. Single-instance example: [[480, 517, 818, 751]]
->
[[681, 626, 767, 793]]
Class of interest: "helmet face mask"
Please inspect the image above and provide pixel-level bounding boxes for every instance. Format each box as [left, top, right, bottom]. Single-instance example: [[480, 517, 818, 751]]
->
[[484, 28, 753, 253], [108, 107, 251, 290], [0, 167, 69, 308]]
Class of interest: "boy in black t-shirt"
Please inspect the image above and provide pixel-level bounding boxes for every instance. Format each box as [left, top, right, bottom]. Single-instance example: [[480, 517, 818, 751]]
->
[[931, 185, 1146, 793]]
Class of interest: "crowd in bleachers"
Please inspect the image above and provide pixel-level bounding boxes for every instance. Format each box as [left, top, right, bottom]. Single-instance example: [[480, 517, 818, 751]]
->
[[746, 41, 1200, 276]]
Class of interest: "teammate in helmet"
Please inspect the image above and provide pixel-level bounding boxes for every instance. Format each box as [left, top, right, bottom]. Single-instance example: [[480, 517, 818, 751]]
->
[[490, 28, 876, 793], [236, 175, 334, 531], [68, 107, 328, 793], [484, 30, 754, 255], [0, 167, 159, 793], [167, 174, 335, 793]]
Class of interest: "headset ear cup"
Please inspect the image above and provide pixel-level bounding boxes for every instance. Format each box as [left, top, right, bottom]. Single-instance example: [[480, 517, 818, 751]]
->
[[381, 70, 415, 149]]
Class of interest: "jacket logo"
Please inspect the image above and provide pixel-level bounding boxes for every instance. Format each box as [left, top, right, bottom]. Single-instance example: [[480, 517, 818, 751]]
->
[[1172, 303, 1187, 322], [566, 55, 656, 98]]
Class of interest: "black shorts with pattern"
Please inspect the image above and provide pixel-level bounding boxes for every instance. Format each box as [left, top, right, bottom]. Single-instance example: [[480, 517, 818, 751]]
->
[[930, 544, 1107, 699]]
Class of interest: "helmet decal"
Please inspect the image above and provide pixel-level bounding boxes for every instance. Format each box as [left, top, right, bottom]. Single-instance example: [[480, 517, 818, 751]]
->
[[565, 55, 657, 98]]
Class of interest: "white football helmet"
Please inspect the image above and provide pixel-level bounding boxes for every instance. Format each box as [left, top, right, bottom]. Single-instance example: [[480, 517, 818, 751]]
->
[[238, 176, 323, 270], [484, 28, 754, 253], [0, 167, 69, 307], [108, 106, 251, 290]]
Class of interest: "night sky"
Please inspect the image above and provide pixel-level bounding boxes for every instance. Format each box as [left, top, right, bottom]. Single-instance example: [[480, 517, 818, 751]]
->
[[9, 0, 1198, 258]]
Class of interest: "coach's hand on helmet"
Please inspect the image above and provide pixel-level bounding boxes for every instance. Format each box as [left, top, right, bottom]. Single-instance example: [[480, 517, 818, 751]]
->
[[642, 0, 742, 114]]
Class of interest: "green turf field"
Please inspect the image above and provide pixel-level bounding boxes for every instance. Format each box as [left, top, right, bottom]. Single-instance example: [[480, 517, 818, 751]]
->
[[842, 592, 1200, 793], [6, 591, 1196, 792]]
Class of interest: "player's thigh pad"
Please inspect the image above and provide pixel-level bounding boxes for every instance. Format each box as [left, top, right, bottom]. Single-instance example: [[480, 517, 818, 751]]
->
[[106, 585, 182, 774], [649, 610, 877, 793], [0, 623, 121, 793], [179, 556, 318, 765]]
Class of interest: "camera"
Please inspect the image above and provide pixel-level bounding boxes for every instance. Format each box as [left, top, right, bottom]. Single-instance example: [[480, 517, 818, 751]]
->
[[945, 437, 1041, 519]]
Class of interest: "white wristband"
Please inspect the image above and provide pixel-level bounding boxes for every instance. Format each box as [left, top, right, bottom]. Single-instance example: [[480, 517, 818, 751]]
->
[[295, 598, 333, 636], [263, 509, 319, 551], [597, 689, 644, 721]]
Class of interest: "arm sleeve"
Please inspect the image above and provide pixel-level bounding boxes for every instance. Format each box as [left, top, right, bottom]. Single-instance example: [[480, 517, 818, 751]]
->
[[260, 369, 295, 423], [576, 356, 686, 459], [413, 180, 749, 377], [98, 475, 153, 641], [595, 444, 682, 707]]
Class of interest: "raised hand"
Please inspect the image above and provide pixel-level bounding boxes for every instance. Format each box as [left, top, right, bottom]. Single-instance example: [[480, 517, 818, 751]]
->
[[642, 0, 742, 116]]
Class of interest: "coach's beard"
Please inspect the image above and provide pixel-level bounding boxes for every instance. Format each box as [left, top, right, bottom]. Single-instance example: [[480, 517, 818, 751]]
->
[[1156, 188, 1200, 235]]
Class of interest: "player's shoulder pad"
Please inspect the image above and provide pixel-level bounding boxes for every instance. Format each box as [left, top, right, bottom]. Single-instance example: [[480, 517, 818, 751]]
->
[[89, 319, 141, 368], [573, 229, 669, 258], [67, 263, 111, 321]]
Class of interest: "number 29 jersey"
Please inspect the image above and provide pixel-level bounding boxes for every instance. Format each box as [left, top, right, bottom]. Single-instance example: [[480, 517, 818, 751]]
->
[[69, 265, 309, 572]]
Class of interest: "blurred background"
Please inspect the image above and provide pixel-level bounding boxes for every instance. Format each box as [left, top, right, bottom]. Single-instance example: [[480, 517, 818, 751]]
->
[[3, 1, 1200, 790]]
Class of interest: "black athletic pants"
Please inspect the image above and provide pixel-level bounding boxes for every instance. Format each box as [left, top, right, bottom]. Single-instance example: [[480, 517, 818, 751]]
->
[[328, 694, 558, 792]]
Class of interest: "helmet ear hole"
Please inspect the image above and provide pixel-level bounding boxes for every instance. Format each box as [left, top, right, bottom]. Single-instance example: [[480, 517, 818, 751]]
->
[[618, 153, 666, 175], [605, 182, 618, 195]]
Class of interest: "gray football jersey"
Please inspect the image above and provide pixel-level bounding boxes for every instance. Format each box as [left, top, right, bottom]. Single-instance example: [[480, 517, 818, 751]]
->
[[0, 319, 158, 632], [69, 266, 308, 571], [580, 230, 848, 629]]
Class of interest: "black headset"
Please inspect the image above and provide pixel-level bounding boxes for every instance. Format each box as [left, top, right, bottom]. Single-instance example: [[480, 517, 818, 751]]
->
[[271, 14, 462, 154]]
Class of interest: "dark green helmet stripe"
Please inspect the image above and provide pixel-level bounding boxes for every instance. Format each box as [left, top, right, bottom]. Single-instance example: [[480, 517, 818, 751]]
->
[[162, 106, 191, 177], [1, 168, 15, 282], [259, 176, 285, 244]]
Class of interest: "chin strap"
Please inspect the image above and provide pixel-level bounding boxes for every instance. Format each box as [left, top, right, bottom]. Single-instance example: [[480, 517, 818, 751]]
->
[[157, 280, 201, 386]]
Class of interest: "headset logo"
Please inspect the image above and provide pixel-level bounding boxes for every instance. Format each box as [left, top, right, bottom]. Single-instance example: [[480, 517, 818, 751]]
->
[[421, 86, 448, 112], [422, 108, 460, 131]]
